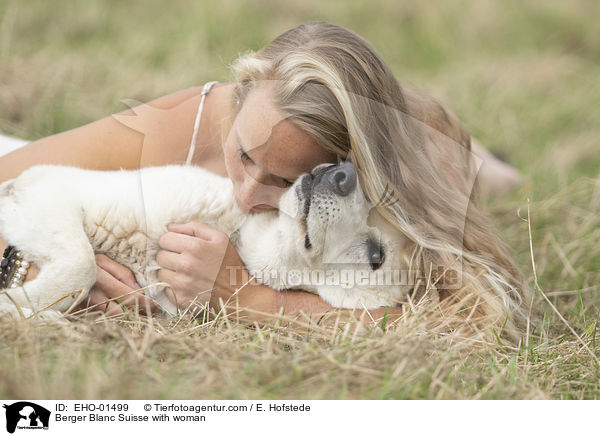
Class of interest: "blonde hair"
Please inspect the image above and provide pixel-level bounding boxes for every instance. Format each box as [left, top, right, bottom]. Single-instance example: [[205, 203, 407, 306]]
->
[[228, 22, 530, 343]]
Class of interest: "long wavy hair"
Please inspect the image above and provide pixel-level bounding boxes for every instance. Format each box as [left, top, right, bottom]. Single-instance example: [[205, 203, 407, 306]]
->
[[224, 21, 530, 343]]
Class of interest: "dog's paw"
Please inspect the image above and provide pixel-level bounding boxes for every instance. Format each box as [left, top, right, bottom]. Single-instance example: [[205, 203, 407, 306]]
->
[[0, 303, 34, 319], [0, 303, 65, 323], [32, 309, 63, 321]]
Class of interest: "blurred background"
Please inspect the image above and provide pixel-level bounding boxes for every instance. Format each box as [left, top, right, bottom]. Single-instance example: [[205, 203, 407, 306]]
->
[[1, 0, 599, 196]]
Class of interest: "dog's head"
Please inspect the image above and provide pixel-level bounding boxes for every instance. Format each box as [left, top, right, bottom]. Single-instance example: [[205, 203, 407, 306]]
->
[[237, 161, 412, 309]]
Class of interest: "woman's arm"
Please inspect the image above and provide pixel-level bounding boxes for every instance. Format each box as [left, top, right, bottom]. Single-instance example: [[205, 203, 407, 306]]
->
[[0, 86, 211, 307], [0, 85, 209, 184], [213, 282, 402, 327]]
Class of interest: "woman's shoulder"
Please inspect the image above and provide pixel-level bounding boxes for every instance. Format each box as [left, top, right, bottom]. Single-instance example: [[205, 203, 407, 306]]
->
[[142, 82, 232, 111], [111, 84, 229, 168]]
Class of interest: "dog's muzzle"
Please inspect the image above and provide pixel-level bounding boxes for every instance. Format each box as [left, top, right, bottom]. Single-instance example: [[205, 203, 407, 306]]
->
[[298, 161, 358, 214], [313, 161, 357, 197], [296, 161, 358, 250]]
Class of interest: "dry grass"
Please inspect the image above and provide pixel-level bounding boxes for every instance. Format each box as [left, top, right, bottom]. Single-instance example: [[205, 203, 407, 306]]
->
[[0, 305, 539, 399], [1, 0, 599, 399]]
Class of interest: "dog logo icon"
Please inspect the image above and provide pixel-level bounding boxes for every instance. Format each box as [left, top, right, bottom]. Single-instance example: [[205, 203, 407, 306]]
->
[[2, 402, 50, 433]]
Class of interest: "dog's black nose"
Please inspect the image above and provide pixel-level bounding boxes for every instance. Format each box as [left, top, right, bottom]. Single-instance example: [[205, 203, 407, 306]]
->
[[320, 161, 357, 197]]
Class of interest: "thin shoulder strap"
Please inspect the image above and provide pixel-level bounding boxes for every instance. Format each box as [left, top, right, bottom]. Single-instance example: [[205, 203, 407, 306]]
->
[[186, 80, 219, 166]]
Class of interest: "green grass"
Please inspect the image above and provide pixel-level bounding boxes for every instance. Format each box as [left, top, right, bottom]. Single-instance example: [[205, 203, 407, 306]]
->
[[1, 0, 599, 399]]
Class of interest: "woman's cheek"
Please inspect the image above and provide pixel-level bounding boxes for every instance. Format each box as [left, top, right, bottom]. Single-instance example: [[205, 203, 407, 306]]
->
[[228, 156, 245, 188], [223, 138, 240, 180], [222, 141, 245, 206]]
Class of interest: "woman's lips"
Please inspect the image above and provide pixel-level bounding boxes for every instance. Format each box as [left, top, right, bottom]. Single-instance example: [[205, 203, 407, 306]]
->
[[249, 205, 276, 214]]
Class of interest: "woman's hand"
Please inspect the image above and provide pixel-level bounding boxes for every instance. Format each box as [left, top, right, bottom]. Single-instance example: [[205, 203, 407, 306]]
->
[[157, 221, 254, 310], [158, 221, 282, 317], [75, 254, 158, 316]]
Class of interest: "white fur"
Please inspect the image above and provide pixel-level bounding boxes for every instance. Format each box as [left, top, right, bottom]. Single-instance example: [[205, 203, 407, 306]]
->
[[0, 163, 411, 317]]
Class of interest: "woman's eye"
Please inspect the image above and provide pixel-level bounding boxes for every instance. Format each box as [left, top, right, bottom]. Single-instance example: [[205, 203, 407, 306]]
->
[[367, 237, 385, 271], [238, 147, 252, 162], [282, 179, 294, 188]]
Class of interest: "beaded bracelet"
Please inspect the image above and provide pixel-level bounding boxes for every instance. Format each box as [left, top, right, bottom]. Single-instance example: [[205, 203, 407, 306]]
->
[[1, 245, 30, 288]]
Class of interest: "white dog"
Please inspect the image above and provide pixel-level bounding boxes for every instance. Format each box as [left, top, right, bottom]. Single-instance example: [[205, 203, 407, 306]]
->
[[0, 161, 411, 317]]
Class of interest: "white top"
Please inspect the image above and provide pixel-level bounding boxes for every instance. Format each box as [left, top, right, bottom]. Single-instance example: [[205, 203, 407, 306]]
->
[[0, 134, 29, 158], [185, 81, 219, 166]]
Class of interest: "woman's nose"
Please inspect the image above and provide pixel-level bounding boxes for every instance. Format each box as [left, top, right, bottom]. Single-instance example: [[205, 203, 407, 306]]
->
[[237, 176, 284, 213]]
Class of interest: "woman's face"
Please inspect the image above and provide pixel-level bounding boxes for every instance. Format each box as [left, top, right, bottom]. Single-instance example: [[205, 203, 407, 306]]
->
[[223, 85, 338, 214]]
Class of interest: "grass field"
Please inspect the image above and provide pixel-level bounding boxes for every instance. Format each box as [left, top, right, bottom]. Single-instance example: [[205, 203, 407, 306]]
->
[[1, 0, 599, 399]]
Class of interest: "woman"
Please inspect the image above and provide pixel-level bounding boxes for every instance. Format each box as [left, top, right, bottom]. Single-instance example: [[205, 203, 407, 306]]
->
[[0, 22, 527, 339]]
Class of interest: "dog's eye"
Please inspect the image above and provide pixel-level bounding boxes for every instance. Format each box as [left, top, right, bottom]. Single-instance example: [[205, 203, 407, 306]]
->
[[367, 237, 385, 271]]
